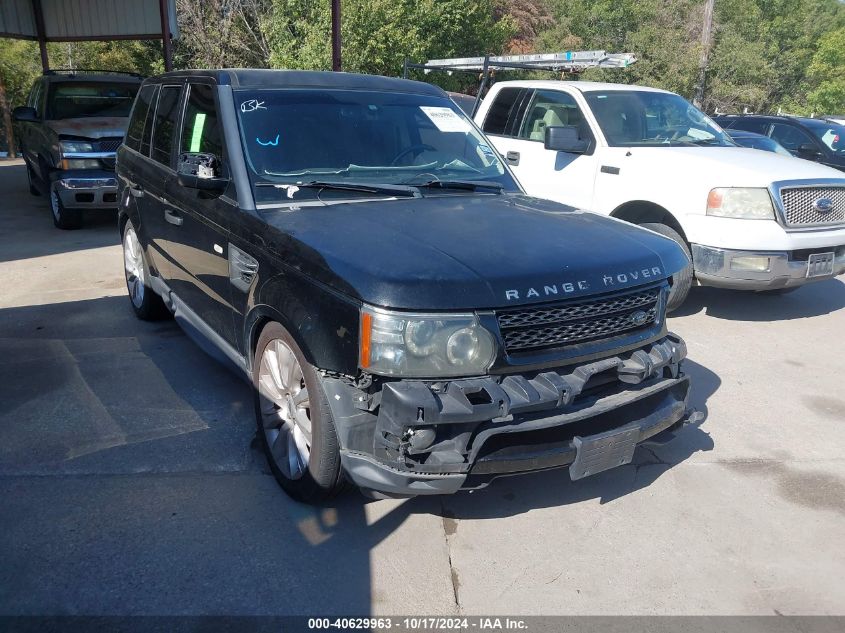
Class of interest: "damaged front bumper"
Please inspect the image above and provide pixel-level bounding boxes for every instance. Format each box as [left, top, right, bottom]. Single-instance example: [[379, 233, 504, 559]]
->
[[323, 334, 692, 496]]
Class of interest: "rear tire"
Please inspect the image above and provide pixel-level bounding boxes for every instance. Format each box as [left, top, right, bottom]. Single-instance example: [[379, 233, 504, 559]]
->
[[640, 222, 692, 312], [253, 322, 347, 504], [122, 220, 170, 320], [50, 186, 82, 230]]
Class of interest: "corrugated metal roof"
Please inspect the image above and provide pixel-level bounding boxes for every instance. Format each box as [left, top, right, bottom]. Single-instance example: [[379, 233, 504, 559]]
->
[[0, 0, 37, 38], [0, 0, 178, 40]]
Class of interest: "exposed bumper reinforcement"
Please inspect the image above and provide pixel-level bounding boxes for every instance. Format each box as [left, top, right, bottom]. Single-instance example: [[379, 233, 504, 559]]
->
[[332, 334, 692, 496]]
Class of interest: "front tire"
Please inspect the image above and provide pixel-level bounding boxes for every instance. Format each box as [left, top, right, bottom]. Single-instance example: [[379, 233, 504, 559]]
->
[[50, 186, 82, 230], [640, 223, 692, 312], [254, 322, 346, 503], [122, 220, 169, 320]]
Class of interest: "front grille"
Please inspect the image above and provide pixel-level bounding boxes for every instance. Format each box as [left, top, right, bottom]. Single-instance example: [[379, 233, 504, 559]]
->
[[95, 137, 123, 153], [496, 286, 662, 354], [780, 186, 845, 227]]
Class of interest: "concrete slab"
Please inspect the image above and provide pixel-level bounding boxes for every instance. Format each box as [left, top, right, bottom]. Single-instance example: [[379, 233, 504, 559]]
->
[[1, 158, 844, 617]]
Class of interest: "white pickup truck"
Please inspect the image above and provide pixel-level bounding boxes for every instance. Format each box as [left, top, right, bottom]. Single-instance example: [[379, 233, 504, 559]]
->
[[473, 80, 845, 309]]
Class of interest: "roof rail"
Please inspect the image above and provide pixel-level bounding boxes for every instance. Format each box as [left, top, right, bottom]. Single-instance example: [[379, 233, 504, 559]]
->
[[403, 51, 636, 116], [43, 69, 145, 79]]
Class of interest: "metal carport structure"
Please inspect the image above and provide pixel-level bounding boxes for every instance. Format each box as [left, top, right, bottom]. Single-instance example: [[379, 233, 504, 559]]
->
[[0, 0, 179, 72]]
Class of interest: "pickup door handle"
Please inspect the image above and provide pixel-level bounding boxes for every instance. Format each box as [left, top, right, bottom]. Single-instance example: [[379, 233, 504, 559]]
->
[[164, 208, 183, 226], [505, 151, 520, 166]]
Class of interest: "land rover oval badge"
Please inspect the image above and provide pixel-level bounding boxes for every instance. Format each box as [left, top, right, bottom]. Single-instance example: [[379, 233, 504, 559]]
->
[[813, 198, 834, 214], [630, 310, 649, 326]]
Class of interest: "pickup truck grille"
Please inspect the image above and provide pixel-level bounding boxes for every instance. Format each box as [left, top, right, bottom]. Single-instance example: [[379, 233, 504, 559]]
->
[[780, 186, 845, 227], [95, 137, 123, 153], [496, 286, 662, 354]]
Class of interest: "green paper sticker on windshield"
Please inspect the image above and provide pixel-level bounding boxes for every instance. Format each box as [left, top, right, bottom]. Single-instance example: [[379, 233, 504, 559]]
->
[[189, 113, 206, 152]]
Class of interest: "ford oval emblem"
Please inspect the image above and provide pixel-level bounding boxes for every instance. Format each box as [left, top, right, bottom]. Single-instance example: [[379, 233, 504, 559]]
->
[[630, 310, 650, 327], [813, 198, 834, 214]]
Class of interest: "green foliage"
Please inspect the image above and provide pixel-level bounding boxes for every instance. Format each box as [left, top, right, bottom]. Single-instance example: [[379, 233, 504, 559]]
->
[[806, 28, 845, 114], [537, 0, 845, 114], [267, 0, 515, 82]]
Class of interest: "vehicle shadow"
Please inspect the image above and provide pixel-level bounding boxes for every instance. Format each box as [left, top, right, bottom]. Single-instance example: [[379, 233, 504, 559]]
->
[[0, 161, 118, 263], [672, 277, 845, 321], [0, 291, 719, 616]]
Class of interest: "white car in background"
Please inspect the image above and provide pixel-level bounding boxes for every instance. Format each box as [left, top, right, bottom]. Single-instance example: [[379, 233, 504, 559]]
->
[[473, 81, 845, 309]]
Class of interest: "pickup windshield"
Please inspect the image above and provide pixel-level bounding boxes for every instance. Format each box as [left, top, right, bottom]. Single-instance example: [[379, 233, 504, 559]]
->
[[47, 82, 138, 120], [584, 90, 732, 147], [235, 89, 518, 199]]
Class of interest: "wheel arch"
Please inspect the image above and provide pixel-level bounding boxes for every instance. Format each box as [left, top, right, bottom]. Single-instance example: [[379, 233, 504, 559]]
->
[[610, 201, 689, 243]]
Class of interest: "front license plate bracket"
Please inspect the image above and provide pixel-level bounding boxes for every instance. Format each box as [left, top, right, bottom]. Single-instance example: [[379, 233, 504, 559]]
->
[[569, 425, 640, 480]]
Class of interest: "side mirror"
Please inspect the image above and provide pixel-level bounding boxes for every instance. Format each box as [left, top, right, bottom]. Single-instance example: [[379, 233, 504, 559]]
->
[[544, 125, 589, 154], [795, 142, 822, 159], [12, 106, 38, 122], [176, 152, 228, 192]]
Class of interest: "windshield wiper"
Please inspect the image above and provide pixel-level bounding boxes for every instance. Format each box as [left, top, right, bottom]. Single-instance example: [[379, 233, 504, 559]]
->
[[256, 180, 420, 197], [404, 179, 504, 193]]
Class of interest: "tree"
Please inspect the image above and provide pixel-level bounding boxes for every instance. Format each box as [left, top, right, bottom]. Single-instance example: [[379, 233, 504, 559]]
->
[[0, 40, 42, 158], [174, 0, 273, 68], [806, 28, 845, 114], [267, 0, 515, 81]]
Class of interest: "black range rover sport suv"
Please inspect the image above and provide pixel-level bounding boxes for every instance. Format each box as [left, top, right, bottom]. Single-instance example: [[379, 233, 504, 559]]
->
[[116, 69, 693, 502]]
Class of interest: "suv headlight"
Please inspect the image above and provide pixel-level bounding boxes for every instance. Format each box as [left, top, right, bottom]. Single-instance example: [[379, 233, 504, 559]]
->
[[59, 140, 95, 154], [360, 306, 496, 377], [706, 188, 774, 219]]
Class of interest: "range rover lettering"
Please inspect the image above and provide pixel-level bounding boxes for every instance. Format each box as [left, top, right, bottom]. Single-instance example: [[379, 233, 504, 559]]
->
[[116, 70, 694, 502]]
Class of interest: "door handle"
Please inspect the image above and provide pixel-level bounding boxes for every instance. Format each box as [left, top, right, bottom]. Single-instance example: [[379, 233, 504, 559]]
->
[[164, 208, 183, 226], [505, 151, 520, 166], [128, 183, 144, 198]]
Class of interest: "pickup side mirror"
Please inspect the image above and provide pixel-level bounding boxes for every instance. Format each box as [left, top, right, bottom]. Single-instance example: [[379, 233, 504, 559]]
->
[[176, 152, 228, 192], [544, 125, 589, 154], [12, 106, 38, 122], [795, 142, 822, 159]]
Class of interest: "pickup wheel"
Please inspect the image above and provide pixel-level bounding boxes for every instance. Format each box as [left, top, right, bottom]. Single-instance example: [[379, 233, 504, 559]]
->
[[253, 323, 347, 504], [640, 223, 692, 312], [122, 220, 170, 320], [49, 186, 83, 230]]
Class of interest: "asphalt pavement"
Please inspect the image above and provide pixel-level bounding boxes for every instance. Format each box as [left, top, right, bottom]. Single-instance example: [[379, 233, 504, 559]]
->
[[1, 159, 844, 617]]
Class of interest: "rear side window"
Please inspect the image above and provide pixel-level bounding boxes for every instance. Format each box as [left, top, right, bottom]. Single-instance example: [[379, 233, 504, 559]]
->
[[125, 85, 157, 152], [483, 87, 523, 136], [770, 123, 814, 152], [180, 83, 223, 157], [729, 118, 770, 135], [151, 85, 183, 167]]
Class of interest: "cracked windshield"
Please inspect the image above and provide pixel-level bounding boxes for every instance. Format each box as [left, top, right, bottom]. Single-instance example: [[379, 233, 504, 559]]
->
[[235, 89, 519, 203]]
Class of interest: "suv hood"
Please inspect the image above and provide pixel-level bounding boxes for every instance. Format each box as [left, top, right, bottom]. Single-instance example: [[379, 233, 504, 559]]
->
[[262, 194, 689, 310], [45, 117, 128, 139], [623, 146, 843, 185]]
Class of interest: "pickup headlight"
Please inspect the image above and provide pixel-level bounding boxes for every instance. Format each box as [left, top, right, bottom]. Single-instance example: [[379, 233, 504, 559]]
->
[[59, 140, 95, 154], [706, 188, 774, 220], [360, 306, 496, 377]]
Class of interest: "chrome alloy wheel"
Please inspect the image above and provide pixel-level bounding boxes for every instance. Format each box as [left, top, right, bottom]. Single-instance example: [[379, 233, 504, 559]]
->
[[123, 226, 146, 308], [258, 339, 312, 480], [50, 188, 61, 221]]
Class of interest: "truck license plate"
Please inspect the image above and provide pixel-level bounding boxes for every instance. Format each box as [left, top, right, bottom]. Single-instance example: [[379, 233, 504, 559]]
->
[[807, 252, 835, 278], [569, 426, 640, 481]]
